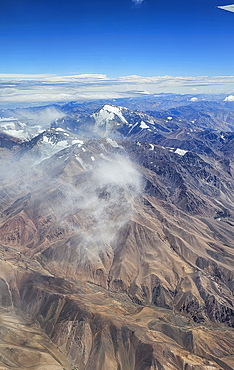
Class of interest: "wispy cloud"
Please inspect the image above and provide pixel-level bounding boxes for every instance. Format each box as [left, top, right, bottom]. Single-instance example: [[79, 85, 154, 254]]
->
[[132, 0, 144, 6], [0, 74, 234, 105]]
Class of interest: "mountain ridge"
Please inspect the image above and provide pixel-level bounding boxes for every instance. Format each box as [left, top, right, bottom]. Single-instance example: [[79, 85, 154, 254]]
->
[[1, 97, 234, 369]]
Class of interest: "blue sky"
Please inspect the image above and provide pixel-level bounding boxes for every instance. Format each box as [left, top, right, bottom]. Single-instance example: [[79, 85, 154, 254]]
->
[[1, 0, 234, 77], [1, 0, 234, 104]]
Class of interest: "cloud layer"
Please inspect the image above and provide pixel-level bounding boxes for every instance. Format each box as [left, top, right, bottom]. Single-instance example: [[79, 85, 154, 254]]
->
[[0, 74, 234, 105]]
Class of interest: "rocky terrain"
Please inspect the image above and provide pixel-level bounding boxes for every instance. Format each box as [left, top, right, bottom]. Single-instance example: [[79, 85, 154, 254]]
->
[[1, 96, 234, 369]]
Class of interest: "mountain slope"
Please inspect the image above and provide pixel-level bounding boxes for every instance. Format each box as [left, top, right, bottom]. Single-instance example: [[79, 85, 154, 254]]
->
[[1, 98, 234, 369], [0, 137, 234, 368], [147, 100, 234, 132]]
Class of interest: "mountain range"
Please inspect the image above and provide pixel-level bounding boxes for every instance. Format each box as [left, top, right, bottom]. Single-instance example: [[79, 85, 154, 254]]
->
[[1, 94, 234, 369]]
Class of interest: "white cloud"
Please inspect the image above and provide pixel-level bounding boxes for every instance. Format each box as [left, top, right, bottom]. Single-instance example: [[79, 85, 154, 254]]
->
[[14, 107, 65, 126], [1, 74, 234, 104], [190, 97, 198, 102], [0, 74, 51, 79], [224, 95, 234, 101]]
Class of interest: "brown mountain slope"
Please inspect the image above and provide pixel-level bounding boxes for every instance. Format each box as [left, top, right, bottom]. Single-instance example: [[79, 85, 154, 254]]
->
[[0, 138, 234, 369]]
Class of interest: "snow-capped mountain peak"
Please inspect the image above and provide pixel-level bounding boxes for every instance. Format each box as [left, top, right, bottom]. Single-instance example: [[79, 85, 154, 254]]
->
[[85, 104, 171, 139], [18, 128, 86, 166], [91, 104, 128, 131]]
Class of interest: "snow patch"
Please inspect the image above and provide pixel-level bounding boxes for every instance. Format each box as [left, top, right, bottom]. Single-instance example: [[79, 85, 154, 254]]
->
[[175, 148, 188, 156], [54, 141, 68, 150], [75, 155, 92, 171], [43, 136, 49, 143], [127, 121, 138, 135], [100, 143, 107, 152], [72, 139, 84, 147], [44, 137, 68, 150], [3, 129, 28, 141], [1, 122, 17, 130], [100, 153, 111, 161], [106, 137, 124, 149], [140, 121, 149, 129]]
